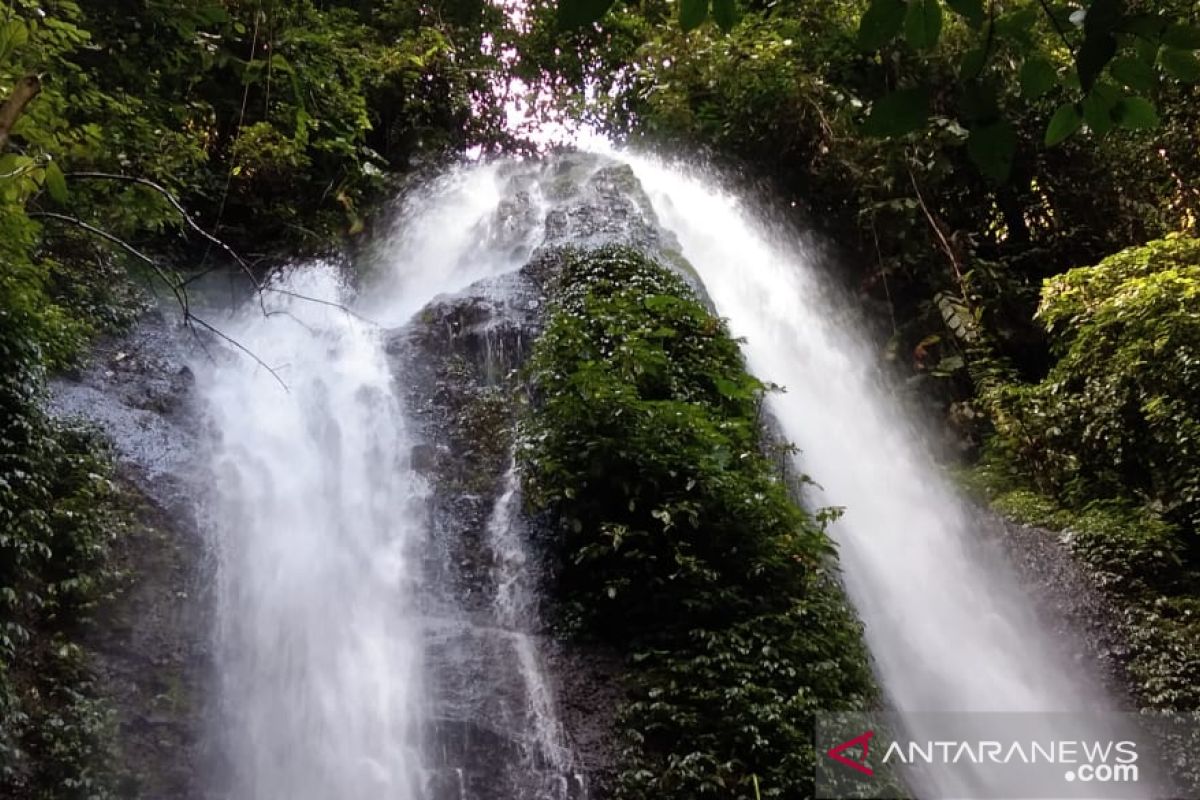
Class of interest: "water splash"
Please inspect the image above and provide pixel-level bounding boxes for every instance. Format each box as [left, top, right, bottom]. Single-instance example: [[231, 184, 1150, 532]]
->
[[487, 464, 576, 779], [200, 265, 426, 800], [620, 152, 1106, 714]]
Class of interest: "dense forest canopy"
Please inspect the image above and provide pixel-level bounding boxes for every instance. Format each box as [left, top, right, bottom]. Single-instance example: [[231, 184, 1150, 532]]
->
[[2, 0, 1199, 797]]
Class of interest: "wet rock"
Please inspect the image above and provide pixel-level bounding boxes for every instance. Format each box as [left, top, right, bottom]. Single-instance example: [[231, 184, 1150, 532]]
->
[[48, 310, 212, 799], [975, 509, 1138, 705], [393, 255, 622, 798]]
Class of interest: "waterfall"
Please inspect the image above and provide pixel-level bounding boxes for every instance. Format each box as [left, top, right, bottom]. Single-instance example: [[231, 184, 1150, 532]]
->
[[620, 152, 1107, 713], [200, 264, 427, 800], [197, 161, 584, 799], [195, 149, 1122, 799]]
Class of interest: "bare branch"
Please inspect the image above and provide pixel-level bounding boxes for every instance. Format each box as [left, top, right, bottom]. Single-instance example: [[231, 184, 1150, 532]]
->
[[64, 171, 262, 288], [62, 171, 372, 325], [1035, 0, 1075, 53], [185, 314, 289, 392], [29, 211, 191, 315], [29, 210, 289, 391]]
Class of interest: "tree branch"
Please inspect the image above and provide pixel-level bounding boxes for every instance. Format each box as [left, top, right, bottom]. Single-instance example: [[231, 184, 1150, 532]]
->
[[0, 74, 41, 152], [1036, 0, 1074, 52], [61, 171, 372, 324], [27, 211, 289, 391]]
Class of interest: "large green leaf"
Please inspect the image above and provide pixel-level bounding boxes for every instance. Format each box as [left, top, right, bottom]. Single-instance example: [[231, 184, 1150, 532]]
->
[[680, 0, 709, 32], [1109, 55, 1154, 92], [959, 82, 999, 123], [967, 120, 1017, 183], [1082, 84, 1119, 136], [712, 0, 736, 33], [1020, 57, 1058, 99], [857, 0, 906, 51], [43, 161, 68, 204], [945, 0, 984, 29], [1045, 102, 1083, 146], [905, 0, 943, 50], [1117, 13, 1168, 41], [959, 47, 987, 80], [995, 7, 1038, 43], [558, 0, 616, 29], [1114, 97, 1159, 129], [1163, 24, 1200, 49], [1161, 47, 1200, 83], [861, 88, 929, 137], [0, 19, 29, 63], [1083, 0, 1125, 36]]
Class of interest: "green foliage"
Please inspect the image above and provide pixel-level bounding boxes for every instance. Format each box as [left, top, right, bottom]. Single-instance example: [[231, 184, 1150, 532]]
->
[[986, 237, 1200, 534], [520, 247, 876, 799], [520, 0, 1200, 439], [969, 237, 1200, 713], [0, 413, 127, 798], [553, 0, 1198, 177]]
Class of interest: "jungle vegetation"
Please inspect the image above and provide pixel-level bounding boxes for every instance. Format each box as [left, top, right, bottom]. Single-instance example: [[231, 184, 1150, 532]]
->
[[1, 0, 1198, 796]]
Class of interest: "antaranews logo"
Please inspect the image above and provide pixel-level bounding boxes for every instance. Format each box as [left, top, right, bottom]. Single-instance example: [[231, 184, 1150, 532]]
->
[[827, 731, 875, 777], [815, 711, 1199, 800]]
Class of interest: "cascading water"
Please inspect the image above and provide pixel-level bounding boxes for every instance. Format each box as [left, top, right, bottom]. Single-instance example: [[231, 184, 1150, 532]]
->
[[198, 161, 585, 800], [201, 265, 426, 800], [620, 152, 1109, 714], [196, 147, 1125, 799]]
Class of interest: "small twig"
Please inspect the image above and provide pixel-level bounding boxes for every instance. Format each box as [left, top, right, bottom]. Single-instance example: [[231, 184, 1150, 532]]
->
[[212, 4, 262, 241], [29, 210, 289, 391], [907, 167, 969, 301], [970, 0, 1000, 81], [869, 214, 899, 336], [186, 313, 289, 392], [1036, 0, 1074, 52], [263, 287, 379, 325]]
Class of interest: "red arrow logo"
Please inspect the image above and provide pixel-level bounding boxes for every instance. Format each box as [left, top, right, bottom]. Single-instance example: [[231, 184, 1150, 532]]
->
[[827, 730, 875, 777]]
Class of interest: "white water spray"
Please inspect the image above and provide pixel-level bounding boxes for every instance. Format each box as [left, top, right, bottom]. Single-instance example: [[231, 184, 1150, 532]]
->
[[621, 152, 1107, 716], [201, 265, 426, 800], [199, 162, 569, 799], [196, 147, 1120, 799]]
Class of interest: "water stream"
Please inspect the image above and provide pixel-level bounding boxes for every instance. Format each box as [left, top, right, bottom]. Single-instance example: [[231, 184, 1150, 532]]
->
[[196, 151, 1121, 799]]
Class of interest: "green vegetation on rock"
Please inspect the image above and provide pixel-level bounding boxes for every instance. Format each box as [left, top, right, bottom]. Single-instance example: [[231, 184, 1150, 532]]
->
[[967, 235, 1200, 712], [519, 247, 876, 799], [986, 236, 1200, 533]]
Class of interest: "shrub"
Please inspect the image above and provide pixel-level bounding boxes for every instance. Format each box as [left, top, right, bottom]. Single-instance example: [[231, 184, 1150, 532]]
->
[[520, 246, 875, 799], [986, 237, 1200, 537]]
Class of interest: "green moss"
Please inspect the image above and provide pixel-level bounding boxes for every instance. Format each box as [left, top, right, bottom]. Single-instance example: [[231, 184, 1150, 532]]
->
[[520, 246, 875, 799]]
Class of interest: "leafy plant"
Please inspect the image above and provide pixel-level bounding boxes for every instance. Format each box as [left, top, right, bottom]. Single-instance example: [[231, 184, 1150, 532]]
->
[[520, 246, 876, 798], [985, 237, 1200, 534]]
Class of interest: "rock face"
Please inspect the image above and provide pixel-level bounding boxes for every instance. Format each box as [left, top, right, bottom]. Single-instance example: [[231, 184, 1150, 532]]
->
[[978, 512, 1136, 703], [388, 251, 623, 799], [49, 311, 212, 799]]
